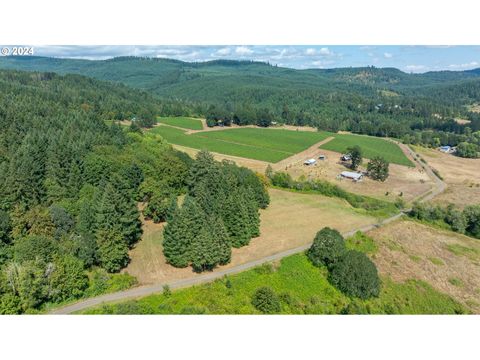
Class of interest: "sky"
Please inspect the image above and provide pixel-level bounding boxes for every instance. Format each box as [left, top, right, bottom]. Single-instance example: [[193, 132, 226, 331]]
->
[[24, 45, 480, 73]]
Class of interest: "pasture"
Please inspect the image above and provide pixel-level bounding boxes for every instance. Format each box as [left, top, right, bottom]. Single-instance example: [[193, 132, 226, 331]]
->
[[368, 219, 480, 313], [157, 116, 204, 130], [123, 188, 379, 285], [151, 126, 331, 163], [83, 253, 465, 314], [320, 133, 413, 167]]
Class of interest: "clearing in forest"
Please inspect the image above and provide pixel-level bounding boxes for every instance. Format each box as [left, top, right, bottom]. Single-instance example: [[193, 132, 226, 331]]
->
[[150, 126, 331, 162], [157, 116, 204, 130]]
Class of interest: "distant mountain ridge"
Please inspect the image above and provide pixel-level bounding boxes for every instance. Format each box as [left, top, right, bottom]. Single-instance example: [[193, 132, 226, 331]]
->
[[1, 55, 479, 94]]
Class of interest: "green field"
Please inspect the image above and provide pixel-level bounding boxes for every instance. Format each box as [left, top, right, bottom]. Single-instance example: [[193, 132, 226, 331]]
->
[[157, 116, 204, 130], [150, 126, 331, 163], [82, 253, 466, 315], [320, 133, 413, 167]]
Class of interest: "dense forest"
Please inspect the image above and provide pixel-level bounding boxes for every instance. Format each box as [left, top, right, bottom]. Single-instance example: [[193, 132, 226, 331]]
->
[[1, 56, 479, 156], [0, 70, 198, 313], [0, 69, 270, 313]]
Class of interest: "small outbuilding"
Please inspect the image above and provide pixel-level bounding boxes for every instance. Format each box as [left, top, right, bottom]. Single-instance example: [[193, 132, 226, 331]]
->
[[304, 158, 317, 166], [318, 154, 326, 160], [340, 171, 363, 181]]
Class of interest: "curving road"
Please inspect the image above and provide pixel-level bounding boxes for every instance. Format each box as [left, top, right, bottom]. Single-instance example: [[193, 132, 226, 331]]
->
[[50, 144, 446, 314]]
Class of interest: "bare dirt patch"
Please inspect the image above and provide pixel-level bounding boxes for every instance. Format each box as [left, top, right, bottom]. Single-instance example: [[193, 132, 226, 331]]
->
[[413, 146, 480, 207], [124, 188, 378, 285], [367, 220, 480, 313]]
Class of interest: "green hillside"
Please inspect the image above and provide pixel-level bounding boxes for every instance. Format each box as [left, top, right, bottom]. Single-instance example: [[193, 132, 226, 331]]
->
[[1, 56, 479, 155]]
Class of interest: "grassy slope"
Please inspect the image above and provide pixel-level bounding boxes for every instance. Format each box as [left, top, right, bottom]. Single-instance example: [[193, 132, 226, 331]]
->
[[157, 116, 204, 130], [320, 133, 413, 167], [150, 126, 330, 163], [83, 253, 466, 315]]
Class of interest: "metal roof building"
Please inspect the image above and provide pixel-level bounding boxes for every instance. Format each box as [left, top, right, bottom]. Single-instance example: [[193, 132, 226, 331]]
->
[[340, 171, 363, 181]]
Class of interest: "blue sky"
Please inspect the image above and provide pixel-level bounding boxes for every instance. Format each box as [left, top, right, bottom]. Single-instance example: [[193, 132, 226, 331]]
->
[[28, 45, 480, 73]]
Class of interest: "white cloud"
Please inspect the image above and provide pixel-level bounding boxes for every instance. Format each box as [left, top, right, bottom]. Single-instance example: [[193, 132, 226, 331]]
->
[[383, 52, 393, 59], [448, 61, 479, 69], [319, 47, 332, 56], [235, 46, 253, 55], [404, 64, 428, 73], [216, 47, 231, 56]]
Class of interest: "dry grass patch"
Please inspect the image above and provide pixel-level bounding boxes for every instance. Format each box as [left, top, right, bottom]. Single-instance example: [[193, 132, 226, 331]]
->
[[412, 146, 480, 207], [125, 188, 378, 285], [367, 220, 480, 313]]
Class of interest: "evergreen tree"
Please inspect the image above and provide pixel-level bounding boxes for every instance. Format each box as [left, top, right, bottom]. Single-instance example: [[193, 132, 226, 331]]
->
[[222, 191, 251, 248], [96, 228, 129, 273], [190, 227, 218, 272], [119, 198, 142, 247], [166, 194, 178, 222], [209, 215, 232, 266], [163, 196, 203, 267], [187, 150, 217, 192]]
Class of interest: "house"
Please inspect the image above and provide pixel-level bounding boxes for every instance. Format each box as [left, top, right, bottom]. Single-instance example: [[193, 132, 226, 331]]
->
[[340, 171, 363, 181], [341, 154, 351, 161], [304, 158, 317, 166], [318, 154, 326, 160]]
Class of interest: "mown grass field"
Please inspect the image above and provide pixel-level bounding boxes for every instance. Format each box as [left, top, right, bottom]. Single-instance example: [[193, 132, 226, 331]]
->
[[150, 126, 331, 163], [320, 133, 413, 167], [83, 253, 466, 315], [157, 116, 204, 130]]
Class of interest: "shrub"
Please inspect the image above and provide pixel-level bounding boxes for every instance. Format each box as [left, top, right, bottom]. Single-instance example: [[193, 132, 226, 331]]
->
[[329, 250, 380, 299], [251, 287, 281, 314], [307, 227, 346, 268]]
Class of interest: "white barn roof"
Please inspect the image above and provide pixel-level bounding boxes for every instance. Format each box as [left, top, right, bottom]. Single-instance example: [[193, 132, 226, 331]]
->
[[341, 171, 363, 180]]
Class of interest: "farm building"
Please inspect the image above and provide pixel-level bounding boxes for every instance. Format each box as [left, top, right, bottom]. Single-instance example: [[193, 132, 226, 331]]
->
[[304, 158, 317, 166], [340, 171, 363, 181], [439, 145, 455, 154]]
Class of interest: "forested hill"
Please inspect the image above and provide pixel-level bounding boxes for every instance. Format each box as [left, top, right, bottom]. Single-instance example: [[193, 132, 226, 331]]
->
[[1, 56, 480, 154], [0, 69, 196, 313], [1, 56, 479, 106]]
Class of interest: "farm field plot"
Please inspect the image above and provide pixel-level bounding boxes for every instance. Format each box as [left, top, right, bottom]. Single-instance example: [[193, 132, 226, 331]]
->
[[84, 253, 465, 315], [123, 188, 378, 285], [151, 126, 331, 163], [320, 133, 414, 167], [367, 220, 480, 313], [157, 116, 204, 130]]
